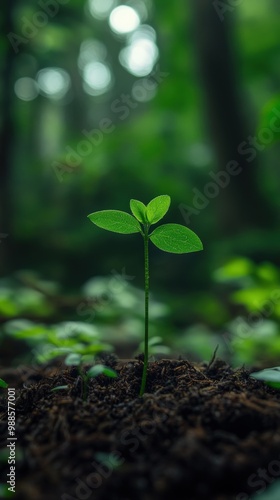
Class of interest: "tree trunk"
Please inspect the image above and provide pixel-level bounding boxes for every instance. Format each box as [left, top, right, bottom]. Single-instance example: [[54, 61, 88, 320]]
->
[[0, 1, 17, 273], [191, 0, 272, 234]]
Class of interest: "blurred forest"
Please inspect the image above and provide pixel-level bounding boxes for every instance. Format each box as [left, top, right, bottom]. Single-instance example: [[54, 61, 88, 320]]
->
[[0, 0, 280, 367]]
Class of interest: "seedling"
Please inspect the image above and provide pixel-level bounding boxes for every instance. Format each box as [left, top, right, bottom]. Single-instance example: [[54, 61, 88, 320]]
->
[[250, 366, 280, 389], [52, 353, 117, 400], [88, 195, 203, 396], [0, 378, 8, 389]]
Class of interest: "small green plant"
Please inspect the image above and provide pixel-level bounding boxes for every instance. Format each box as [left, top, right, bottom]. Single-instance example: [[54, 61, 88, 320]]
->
[[0, 378, 8, 389], [250, 366, 280, 389], [88, 195, 203, 396], [52, 353, 117, 400]]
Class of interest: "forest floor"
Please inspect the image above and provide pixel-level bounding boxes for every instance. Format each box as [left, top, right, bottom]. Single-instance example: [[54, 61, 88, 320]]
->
[[1, 357, 280, 500]]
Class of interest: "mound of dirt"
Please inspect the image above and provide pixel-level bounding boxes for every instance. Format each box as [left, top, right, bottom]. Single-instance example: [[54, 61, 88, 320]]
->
[[1, 357, 280, 500]]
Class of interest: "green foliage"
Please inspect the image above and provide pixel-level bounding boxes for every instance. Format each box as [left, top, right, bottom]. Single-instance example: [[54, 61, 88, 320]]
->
[[88, 211, 141, 234], [88, 195, 203, 395], [88, 195, 203, 254], [213, 257, 254, 283], [0, 378, 8, 389], [252, 480, 280, 500], [150, 224, 203, 254], [226, 319, 280, 366], [174, 325, 225, 360], [0, 277, 55, 320], [214, 258, 280, 366], [86, 364, 117, 379], [146, 195, 171, 224], [4, 0, 280, 338], [65, 353, 82, 366], [51, 385, 69, 392], [258, 96, 280, 147], [3, 0, 280, 373], [130, 199, 147, 224], [3, 320, 113, 364], [94, 452, 123, 470], [2, 317, 117, 399], [250, 367, 280, 389], [137, 336, 171, 357], [63, 352, 117, 400]]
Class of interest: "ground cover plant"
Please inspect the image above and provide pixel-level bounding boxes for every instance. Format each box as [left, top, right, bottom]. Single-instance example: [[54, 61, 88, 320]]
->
[[53, 352, 117, 400], [251, 366, 280, 389], [0, 379, 8, 389], [88, 195, 203, 395]]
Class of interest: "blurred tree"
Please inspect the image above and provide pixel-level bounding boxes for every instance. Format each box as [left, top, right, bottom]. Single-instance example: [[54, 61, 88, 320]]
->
[[191, 0, 274, 234], [0, 0, 17, 273]]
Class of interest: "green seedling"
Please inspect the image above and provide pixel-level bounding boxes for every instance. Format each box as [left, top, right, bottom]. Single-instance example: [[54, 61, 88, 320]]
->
[[0, 378, 8, 389], [51, 385, 69, 392], [250, 366, 280, 389], [5, 320, 114, 367], [88, 195, 203, 396], [53, 353, 117, 400]]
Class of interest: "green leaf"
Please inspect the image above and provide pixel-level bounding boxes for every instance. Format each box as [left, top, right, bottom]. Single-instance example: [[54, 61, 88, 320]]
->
[[252, 480, 280, 500], [130, 199, 147, 224], [88, 210, 141, 234], [150, 224, 203, 254], [51, 385, 69, 392], [250, 367, 280, 384], [0, 378, 8, 389], [65, 353, 82, 366], [266, 382, 280, 390], [146, 195, 171, 224], [258, 96, 280, 147], [87, 364, 118, 379], [76, 343, 113, 356]]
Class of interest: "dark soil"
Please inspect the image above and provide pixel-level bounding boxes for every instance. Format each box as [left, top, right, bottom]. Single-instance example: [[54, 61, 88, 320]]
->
[[1, 357, 280, 500]]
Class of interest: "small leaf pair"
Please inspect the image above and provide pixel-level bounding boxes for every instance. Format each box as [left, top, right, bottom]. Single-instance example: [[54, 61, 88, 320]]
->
[[130, 195, 170, 225], [88, 195, 203, 254]]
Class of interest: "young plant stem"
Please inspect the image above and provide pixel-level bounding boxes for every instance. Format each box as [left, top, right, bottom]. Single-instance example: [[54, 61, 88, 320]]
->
[[140, 225, 150, 396]]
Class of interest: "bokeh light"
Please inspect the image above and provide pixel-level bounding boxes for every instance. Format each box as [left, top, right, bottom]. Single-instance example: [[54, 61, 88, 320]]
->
[[36, 68, 71, 100], [83, 61, 112, 96], [78, 39, 107, 71], [119, 37, 159, 76], [109, 5, 140, 35], [14, 77, 39, 101], [88, 0, 116, 20]]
